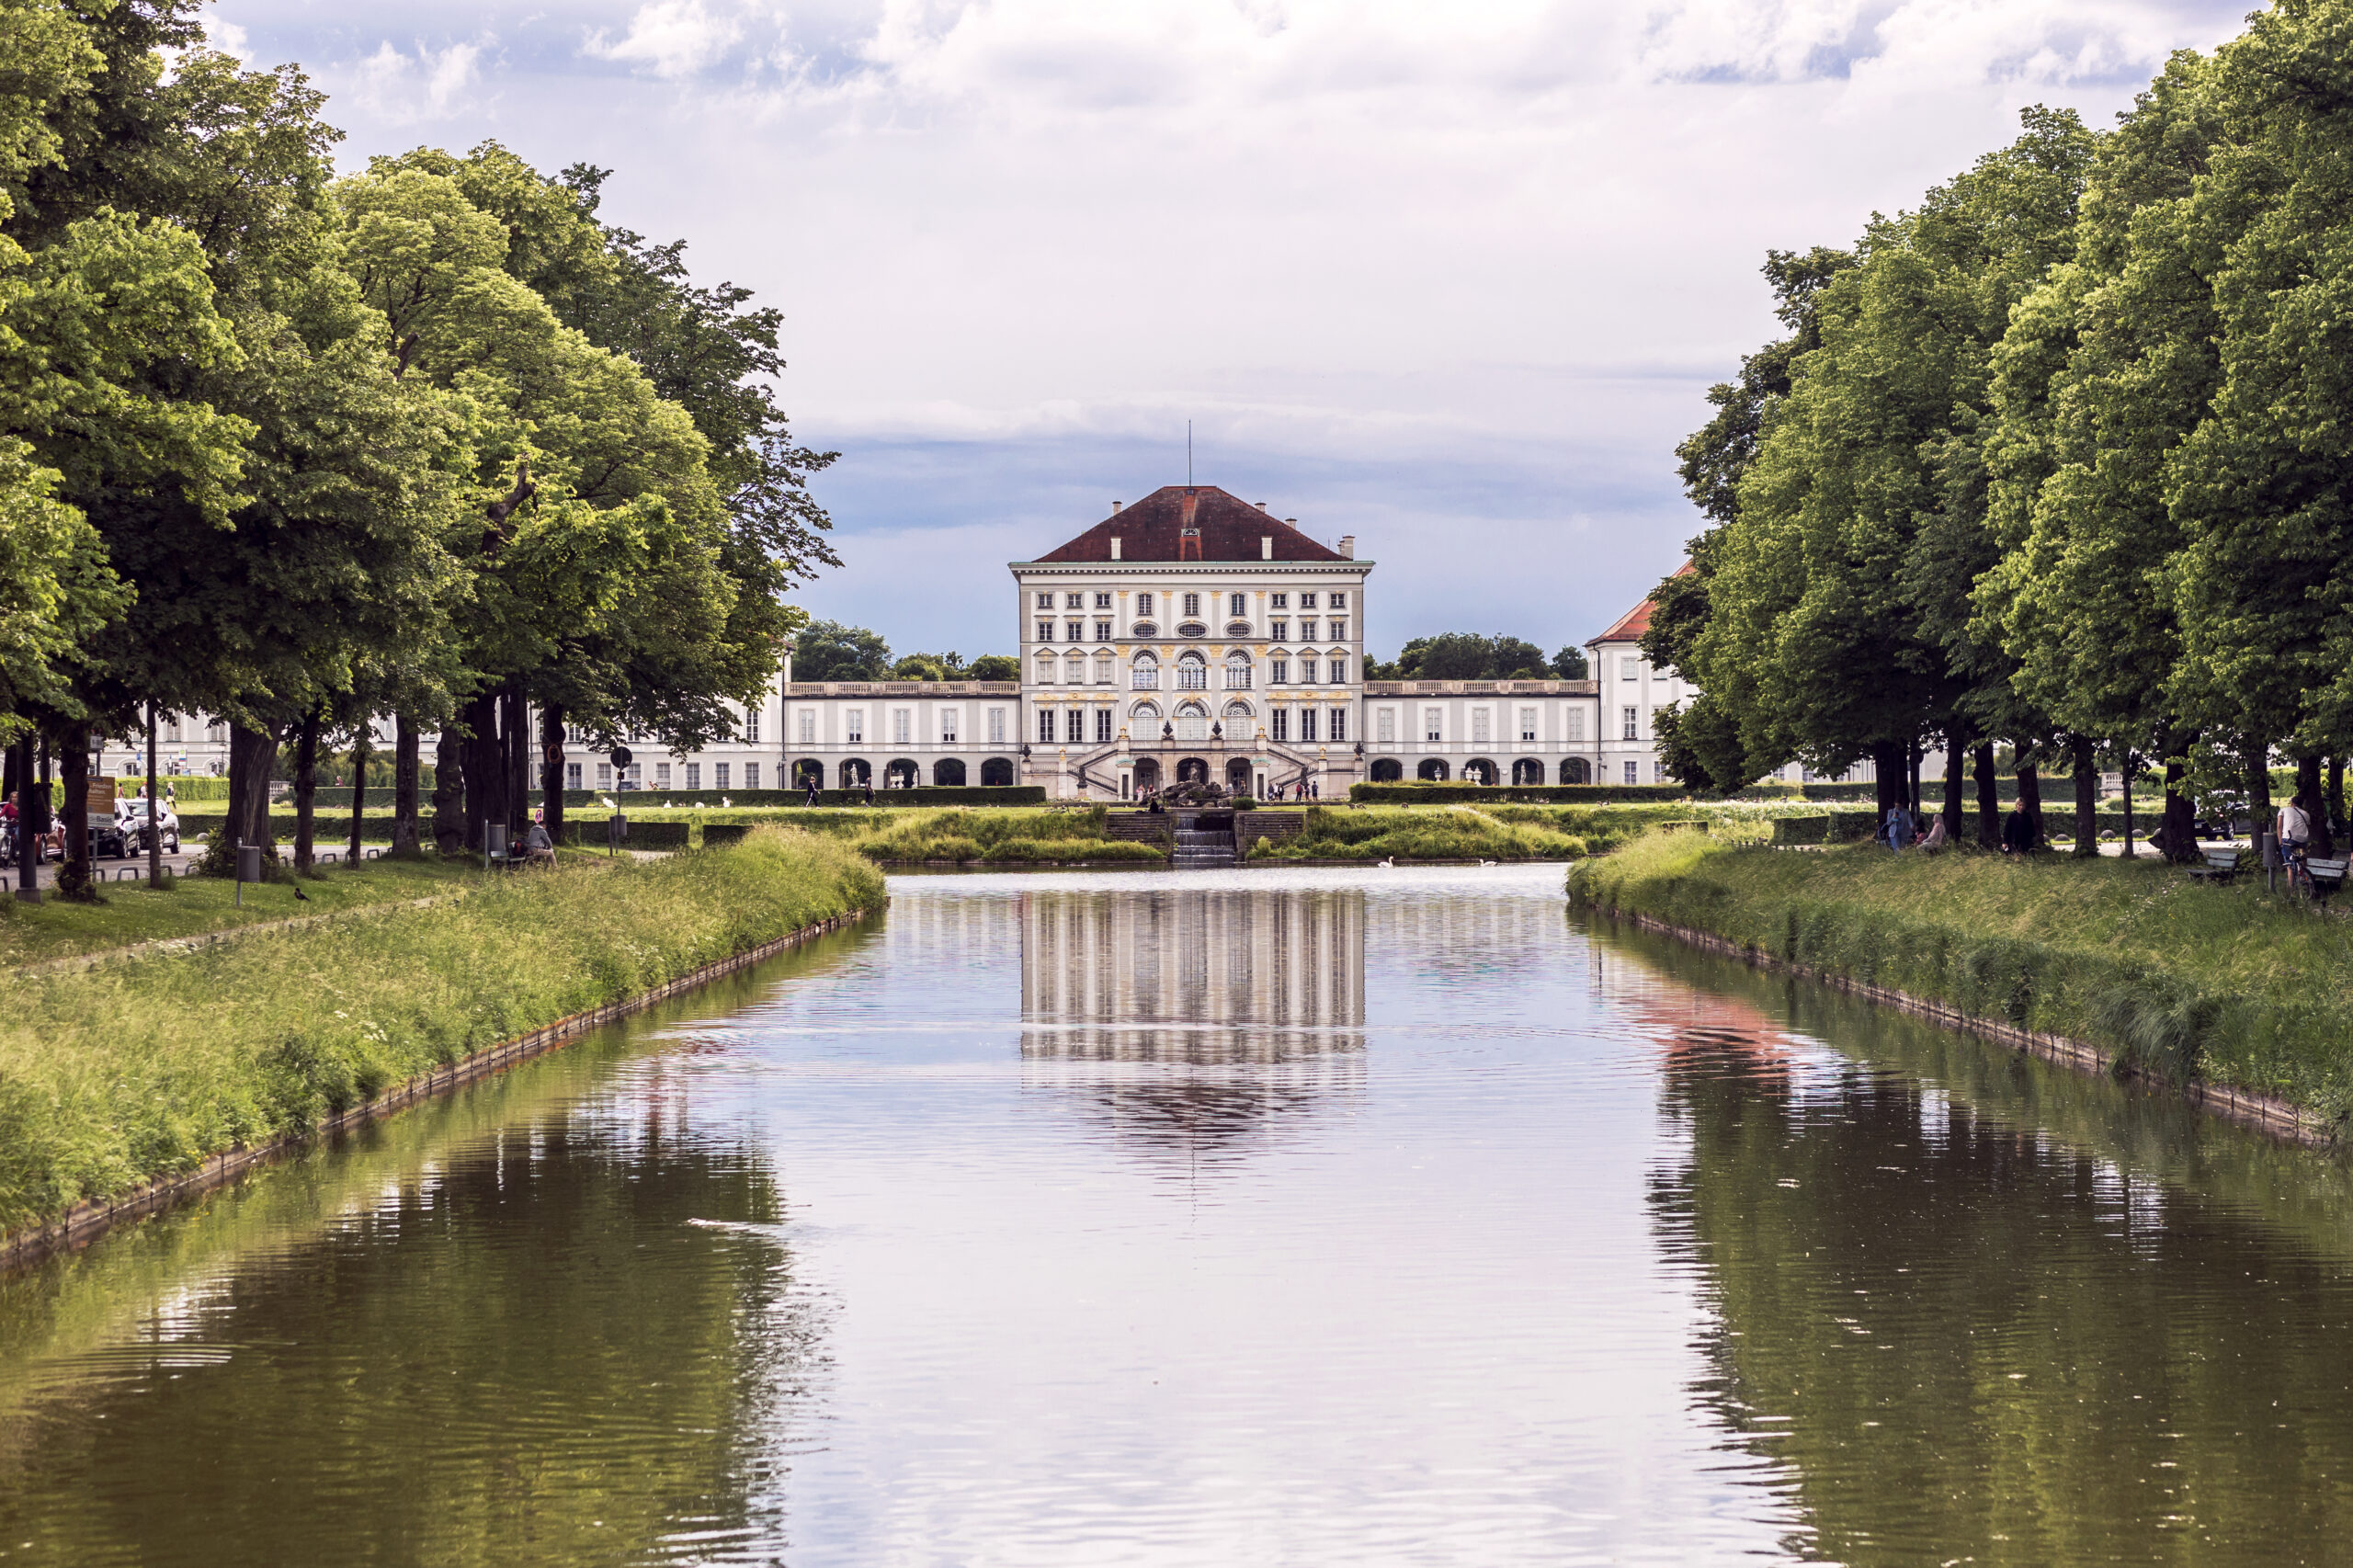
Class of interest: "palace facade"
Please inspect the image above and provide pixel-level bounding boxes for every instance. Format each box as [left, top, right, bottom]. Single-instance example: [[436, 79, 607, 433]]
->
[[102, 485, 1797, 796]]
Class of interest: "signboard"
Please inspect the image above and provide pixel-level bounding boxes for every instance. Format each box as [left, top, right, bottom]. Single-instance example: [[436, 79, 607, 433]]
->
[[86, 778, 115, 813]]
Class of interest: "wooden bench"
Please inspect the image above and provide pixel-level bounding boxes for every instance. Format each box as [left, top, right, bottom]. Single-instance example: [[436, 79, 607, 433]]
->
[[2189, 846, 2245, 882], [2308, 856, 2349, 898]]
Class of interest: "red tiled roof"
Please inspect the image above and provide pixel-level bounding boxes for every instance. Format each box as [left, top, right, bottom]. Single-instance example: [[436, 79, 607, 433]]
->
[[1592, 561, 1692, 643], [1029, 486, 1348, 563]]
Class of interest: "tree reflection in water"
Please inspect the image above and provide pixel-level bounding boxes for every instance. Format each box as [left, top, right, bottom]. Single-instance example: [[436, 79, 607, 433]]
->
[[1017, 885, 1366, 1167], [1608, 926, 2353, 1568]]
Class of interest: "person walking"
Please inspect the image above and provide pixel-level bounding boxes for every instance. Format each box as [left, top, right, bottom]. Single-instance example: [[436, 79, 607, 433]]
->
[[862, 775, 875, 808], [804, 773, 821, 807], [1885, 800, 1915, 852]]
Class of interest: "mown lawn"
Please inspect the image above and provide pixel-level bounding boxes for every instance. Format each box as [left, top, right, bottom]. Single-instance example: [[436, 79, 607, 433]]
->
[[1569, 831, 2353, 1120]]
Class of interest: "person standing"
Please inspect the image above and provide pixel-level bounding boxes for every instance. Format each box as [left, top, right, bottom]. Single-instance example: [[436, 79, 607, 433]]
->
[[1885, 800, 1915, 852], [2279, 791, 2313, 859]]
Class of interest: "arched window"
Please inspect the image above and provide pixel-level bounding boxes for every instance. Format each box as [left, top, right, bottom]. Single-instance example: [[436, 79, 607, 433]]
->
[[793, 758, 824, 788], [1417, 757, 1450, 781], [839, 757, 871, 789], [1131, 700, 1163, 722], [933, 758, 967, 786], [981, 756, 1016, 787], [1370, 758, 1404, 782], [1561, 756, 1591, 785], [1223, 651, 1253, 689], [1177, 652, 1208, 690], [1033, 653, 1057, 685], [1512, 757, 1544, 786], [1175, 701, 1210, 741], [1093, 651, 1113, 685], [1463, 758, 1496, 785], [1222, 699, 1255, 720], [1131, 653, 1159, 690], [885, 758, 918, 789]]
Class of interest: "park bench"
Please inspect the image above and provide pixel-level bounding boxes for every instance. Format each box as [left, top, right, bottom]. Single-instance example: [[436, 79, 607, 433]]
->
[[2307, 855, 2349, 899], [2189, 846, 2245, 883]]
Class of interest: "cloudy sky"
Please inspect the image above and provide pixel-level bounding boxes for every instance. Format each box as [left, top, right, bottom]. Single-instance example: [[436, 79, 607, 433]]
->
[[213, 0, 2253, 663]]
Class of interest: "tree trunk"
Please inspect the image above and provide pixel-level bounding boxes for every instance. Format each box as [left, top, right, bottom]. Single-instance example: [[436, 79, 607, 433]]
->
[[502, 684, 529, 843], [1907, 738, 1924, 813], [1972, 741, 1999, 849], [540, 699, 567, 846], [146, 704, 162, 886], [461, 689, 502, 859], [1871, 740, 1904, 838], [348, 717, 372, 865], [392, 713, 422, 856], [227, 722, 276, 868], [292, 708, 320, 872], [2073, 737, 2097, 858], [432, 724, 465, 854], [58, 722, 94, 901], [2018, 757, 2044, 848], [2332, 755, 2347, 841], [1941, 731, 1966, 840], [2160, 755, 2201, 862], [2121, 752, 2135, 860], [2295, 755, 2329, 856], [9, 734, 32, 902], [2247, 747, 2273, 847]]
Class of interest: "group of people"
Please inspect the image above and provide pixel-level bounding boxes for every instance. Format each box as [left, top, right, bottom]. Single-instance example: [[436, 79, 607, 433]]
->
[[802, 776, 879, 807], [1881, 796, 2040, 854]]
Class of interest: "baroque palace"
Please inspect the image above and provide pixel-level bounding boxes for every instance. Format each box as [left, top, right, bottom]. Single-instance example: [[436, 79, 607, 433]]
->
[[105, 485, 1725, 797]]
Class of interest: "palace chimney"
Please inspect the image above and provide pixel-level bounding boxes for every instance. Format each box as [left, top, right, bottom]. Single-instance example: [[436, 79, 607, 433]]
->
[[1337, 535, 1356, 559]]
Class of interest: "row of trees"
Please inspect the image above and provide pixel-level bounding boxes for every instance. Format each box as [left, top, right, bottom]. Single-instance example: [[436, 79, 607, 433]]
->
[[0, 0, 835, 894], [789, 619, 1018, 684], [1364, 633, 1587, 683], [1645, 0, 2353, 858]]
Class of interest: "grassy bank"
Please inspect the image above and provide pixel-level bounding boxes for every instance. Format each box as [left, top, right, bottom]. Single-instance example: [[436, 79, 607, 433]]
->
[[0, 827, 881, 1236], [1568, 833, 2353, 1120], [1244, 799, 1856, 863]]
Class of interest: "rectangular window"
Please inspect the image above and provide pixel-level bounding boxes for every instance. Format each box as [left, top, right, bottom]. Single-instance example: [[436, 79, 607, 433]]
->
[[1622, 706, 1639, 741], [597, 762, 612, 790], [1183, 592, 1200, 617], [941, 710, 958, 744], [1037, 592, 1053, 610], [847, 710, 864, 744], [1138, 592, 1154, 616], [798, 710, 815, 744], [1566, 709, 1586, 744], [1300, 659, 1317, 683], [1272, 709, 1289, 742], [1133, 662, 1158, 690], [1229, 592, 1245, 617], [1270, 620, 1289, 642], [893, 709, 911, 744], [1301, 710, 1318, 743], [1425, 708, 1442, 743], [1066, 593, 1084, 609], [1624, 760, 1639, 785], [1377, 708, 1396, 743], [1328, 658, 1346, 684], [655, 762, 672, 788], [1329, 708, 1347, 743], [686, 763, 700, 790], [1271, 593, 1289, 609], [1179, 660, 1207, 690], [1519, 707, 1538, 742], [1037, 620, 1054, 642], [744, 707, 760, 744], [745, 763, 760, 790], [1330, 592, 1347, 609], [1038, 708, 1055, 744], [1621, 656, 1640, 681], [1095, 592, 1111, 608], [566, 762, 582, 790], [1225, 661, 1251, 689], [715, 762, 732, 790], [988, 708, 1006, 744], [1329, 619, 1347, 641], [623, 763, 642, 790], [1096, 708, 1112, 743], [1299, 620, 1316, 642], [1066, 621, 1084, 642], [1065, 709, 1086, 744], [1095, 620, 1111, 641], [1472, 710, 1491, 744]]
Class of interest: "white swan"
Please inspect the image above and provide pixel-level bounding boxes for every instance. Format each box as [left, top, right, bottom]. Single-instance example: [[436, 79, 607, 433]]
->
[[1479, 858, 1497, 867], [1375, 857, 1394, 869], [598, 794, 617, 810]]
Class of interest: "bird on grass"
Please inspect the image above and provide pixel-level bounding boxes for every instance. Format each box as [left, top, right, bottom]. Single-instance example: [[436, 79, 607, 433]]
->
[[721, 795, 732, 808], [292, 883, 309, 902], [599, 794, 617, 810]]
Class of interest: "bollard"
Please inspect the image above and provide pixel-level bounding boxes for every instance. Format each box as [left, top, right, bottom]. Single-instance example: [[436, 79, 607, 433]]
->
[[235, 840, 261, 906], [607, 812, 627, 858], [2261, 830, 2279, 893]]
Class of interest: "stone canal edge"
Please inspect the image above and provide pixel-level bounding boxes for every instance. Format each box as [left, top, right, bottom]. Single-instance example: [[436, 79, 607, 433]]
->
[[1595, 906, 2327, 1147], [0, 905, 874, 1273]]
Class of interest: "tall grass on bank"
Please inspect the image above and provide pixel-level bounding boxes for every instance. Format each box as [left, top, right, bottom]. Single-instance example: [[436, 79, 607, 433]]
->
[[1568, 834, 2353, 1119], [1252, 805, 1590, 860], [0, 827, 882, 1236]]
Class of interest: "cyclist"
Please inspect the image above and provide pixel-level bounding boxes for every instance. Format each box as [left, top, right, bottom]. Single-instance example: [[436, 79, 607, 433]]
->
[[2279, 791, 2314, 893]]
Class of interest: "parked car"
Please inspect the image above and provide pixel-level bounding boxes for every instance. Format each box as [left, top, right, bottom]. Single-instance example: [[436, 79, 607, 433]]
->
[[87, 812, 130, 859], [116, 798, 181, 855]]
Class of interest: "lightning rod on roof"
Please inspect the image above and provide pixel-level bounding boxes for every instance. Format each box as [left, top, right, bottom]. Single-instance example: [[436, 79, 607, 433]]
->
[[1187, 420, 1192, 486]]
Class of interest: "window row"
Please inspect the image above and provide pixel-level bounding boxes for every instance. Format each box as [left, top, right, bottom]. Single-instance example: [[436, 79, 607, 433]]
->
[[571, 760, 765, 792], [1369, 706, 1609, 744]]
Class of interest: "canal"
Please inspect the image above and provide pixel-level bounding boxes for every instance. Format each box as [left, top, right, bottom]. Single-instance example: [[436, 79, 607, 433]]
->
[[5, 864, 2353, 1564]]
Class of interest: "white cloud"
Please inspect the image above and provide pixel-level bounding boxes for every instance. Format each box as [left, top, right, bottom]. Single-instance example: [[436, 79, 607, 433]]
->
[[586, 0, 756, 78], [348, 38, 487, 122], [202, 17, 255, 62]]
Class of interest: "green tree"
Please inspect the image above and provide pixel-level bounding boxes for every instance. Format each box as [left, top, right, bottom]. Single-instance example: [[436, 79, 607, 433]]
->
[[793, 619, 890, 681], [967, 653, 1019, 682]]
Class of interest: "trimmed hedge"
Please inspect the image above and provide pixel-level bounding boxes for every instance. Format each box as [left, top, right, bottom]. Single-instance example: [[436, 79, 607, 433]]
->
[[1350, 782, 1694, 805], [699, 824, 754, 849], [561, 818, 689, 850]]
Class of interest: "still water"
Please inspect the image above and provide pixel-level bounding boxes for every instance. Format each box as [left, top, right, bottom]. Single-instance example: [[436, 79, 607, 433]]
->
[[6, 865, 2353, 1565]]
